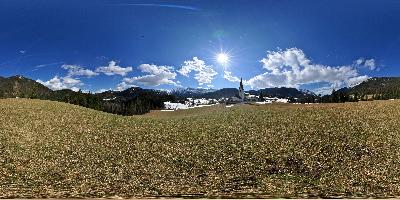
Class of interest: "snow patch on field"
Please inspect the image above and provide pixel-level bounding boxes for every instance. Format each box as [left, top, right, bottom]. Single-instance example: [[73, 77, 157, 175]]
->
[[255, 101, 272, 105]]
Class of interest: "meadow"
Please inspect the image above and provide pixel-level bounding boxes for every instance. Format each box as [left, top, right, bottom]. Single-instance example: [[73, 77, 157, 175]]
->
[[0, 98, 399, 198]]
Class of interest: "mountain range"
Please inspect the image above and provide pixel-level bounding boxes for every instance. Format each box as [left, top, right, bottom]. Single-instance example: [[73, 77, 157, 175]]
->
[[170, 87, 316, 99], [0, 75, 315, 100], [1, 75, 400, 115]]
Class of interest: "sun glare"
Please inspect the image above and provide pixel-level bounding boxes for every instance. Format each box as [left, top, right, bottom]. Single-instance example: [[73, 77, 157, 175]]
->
[[216, 53, 230, 65]]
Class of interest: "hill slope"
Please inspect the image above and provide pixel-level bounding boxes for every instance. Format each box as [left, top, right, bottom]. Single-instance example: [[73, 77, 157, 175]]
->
[[327, 77, 400, 102], [0, 76, 175, 115], [0, 75, 52, 98], [350, 77, 400, 98], [1, 99, 399, 198]]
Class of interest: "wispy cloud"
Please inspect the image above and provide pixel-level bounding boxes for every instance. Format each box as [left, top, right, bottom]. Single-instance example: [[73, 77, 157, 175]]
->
[[113, 3, 200, 11], [34, 61, 64, 68], [224, 71, 241, 83]]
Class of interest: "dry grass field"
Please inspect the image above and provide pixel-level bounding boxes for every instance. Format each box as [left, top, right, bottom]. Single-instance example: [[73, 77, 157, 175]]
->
[[1, 98, 400, 198]]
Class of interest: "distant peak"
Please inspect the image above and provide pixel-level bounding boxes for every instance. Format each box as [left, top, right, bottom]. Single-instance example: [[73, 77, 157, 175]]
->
[[9, 75, 26, 80]]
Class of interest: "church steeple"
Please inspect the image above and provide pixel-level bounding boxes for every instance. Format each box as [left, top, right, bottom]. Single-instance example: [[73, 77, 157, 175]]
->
[[238, 77, 244, 100]]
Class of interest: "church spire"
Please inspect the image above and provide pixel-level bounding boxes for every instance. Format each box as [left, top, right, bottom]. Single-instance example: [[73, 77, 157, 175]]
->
[[239, 77, 244, 100]]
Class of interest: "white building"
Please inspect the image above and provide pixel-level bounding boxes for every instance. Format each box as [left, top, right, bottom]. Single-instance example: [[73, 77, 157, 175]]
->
[[163, 102, 189, 110], [188, 98, 219, 106], [259, 97, 290, 104], [276, 98, 289, 103], [245, 93, 258, 101]]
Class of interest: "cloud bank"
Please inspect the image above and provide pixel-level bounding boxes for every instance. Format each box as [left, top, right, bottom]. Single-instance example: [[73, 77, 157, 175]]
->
[[119, 64, 178, 90], [35, 48, 374, 94], [37, 76, 82, 92], [224, 48, 371, 94]]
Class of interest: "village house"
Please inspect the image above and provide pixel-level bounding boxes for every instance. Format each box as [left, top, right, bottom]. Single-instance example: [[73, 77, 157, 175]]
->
[[163, 101, 189, 110]]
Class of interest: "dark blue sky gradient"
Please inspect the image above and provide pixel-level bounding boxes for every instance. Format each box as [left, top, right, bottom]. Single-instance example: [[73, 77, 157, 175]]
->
[[1, 0, 399, 92]]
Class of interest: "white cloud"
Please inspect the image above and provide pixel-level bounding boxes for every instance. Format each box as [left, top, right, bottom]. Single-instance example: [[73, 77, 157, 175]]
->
[[347, 75, 370, 87], [95, 88, 112, 93], [310, 75, 370, 95], [96, 61, 133, 76], [354, 58, 377, 70], [224, 71, 241, 82], [240, 48, 369, 93], [178, 57, 218, 85], [120, 64, 178, 88], [37, 64, 91, 91], [62, 64, 98, 77], [260, 48, 310, 73], [355, 58, 364, 65], [364, 59, 376, 70], [311, 86, 335, 96], [245, 73, 291, 88], [37, 76, 82, 92], [116, 82, 137, 91]]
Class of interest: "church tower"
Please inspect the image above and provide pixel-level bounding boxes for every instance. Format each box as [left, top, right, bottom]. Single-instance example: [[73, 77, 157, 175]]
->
[[239, 78, 245, 100]]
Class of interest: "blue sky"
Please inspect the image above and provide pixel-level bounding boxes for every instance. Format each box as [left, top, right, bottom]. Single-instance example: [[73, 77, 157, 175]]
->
[[1, 0, 399, 94]]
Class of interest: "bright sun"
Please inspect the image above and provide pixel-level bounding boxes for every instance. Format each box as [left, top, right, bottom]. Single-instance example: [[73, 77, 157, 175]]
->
[[216, 53, 230, 65]]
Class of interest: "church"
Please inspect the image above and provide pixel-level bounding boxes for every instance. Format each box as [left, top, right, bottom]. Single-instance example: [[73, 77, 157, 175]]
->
[[238, 78, 245, 100], [226, 78, 246, 104], [226, 78, 259, 104], [238, 78, 258, 102], [235, 78, 289, 103]]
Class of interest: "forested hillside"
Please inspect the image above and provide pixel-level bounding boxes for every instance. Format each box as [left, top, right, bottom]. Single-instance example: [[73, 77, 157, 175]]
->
[[351, 77, 400, 99], [0, 76, 52, 98], [0, 76, 176, 115], [321, 77, 400, 103]]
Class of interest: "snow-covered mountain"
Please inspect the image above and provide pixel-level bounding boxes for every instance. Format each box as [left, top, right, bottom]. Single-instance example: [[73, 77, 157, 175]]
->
[[170, 87, 217, 98]]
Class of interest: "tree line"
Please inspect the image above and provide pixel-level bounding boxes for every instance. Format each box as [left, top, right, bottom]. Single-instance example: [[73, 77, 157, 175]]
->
[[44, 89, 177, 115], [0, 85, 176, 116]]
